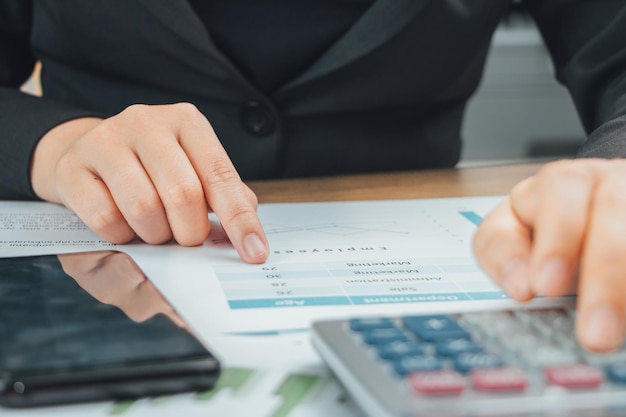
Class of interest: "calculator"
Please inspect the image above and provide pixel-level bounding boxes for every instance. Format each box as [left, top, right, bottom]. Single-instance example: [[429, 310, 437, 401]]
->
[[311, 302, 626, 417]]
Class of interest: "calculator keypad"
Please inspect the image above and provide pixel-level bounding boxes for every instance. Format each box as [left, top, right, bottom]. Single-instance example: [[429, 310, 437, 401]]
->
[[347, 307, 626, 398]]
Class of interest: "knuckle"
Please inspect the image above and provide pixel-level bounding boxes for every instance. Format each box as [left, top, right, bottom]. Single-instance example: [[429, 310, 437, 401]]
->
[[126, 195, 163, 222], [118, 104, 153, 129], [226, 203, 258, 225], [88, 208, 126, 239], [595, 176, 626, 207], [172, 102, 206, 124], [123, 103, 151, 118], [89, 119, 116, 141], [244, 184, 259, 207], [172, 101, 200, 114], [164, 181, 204, 209], [204, 160, 241, 187]]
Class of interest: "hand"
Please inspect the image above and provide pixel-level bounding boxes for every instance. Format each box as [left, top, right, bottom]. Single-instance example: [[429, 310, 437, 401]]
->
[[58, 250, 186, 327], [473, 158, 626, 353], [30, 103, 269, 264]]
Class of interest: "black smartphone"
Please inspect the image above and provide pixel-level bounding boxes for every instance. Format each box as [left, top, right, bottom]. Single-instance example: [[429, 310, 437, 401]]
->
[[0, 251, 220, 408]]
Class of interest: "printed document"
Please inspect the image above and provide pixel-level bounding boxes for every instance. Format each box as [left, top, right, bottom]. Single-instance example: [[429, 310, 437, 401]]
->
[[121, 196, 544, 340]]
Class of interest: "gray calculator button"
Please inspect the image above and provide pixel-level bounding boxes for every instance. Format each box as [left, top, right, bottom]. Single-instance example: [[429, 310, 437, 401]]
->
[[454, 352, 504, 373], [522, 343, 579, 367], [394, 355, 444, 376]]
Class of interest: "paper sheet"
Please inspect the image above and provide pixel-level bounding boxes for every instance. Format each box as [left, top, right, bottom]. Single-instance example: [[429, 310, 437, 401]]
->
[[0, 201, 117, 257], [121, 196, 527, 340]]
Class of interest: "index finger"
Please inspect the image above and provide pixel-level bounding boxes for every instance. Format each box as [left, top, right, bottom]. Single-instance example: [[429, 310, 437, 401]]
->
[[174, 104, 269, 264]]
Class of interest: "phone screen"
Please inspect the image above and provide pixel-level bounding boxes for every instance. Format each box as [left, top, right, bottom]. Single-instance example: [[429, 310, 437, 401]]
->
[[0, 251, 219, 407]]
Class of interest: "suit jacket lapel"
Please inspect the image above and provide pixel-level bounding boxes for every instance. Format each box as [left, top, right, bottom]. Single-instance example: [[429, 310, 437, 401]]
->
[[136, 0, 208, 50], [135, 0, 242, 75], [279, 0, 434, 92], [135, 0, 433, 95]]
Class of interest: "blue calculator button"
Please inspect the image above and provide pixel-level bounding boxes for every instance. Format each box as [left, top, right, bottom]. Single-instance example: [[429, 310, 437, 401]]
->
[[436, 338, 482, 357], [606, 363, 626, 384], [454, 352, 504, 374], [403, 315, 470, 342], [362, 328, 410, 345], [393, 355, 444, 376], [378, 341, 427, 360], [349, 318, 394, 332]]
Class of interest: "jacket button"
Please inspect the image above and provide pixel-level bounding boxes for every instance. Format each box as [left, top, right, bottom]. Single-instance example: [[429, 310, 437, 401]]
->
[[240, 100, 275, 137]]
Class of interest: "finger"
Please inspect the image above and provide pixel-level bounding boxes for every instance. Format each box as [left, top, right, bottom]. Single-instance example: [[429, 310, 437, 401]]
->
[[131, 127, 210, 247], [473, 195, 534, 301], [522, 161, 595, 297], [56, 157, 136, 244], [91, 147, 174, 245], [171, 103, 269, 263], [576, 168, 626, 352]]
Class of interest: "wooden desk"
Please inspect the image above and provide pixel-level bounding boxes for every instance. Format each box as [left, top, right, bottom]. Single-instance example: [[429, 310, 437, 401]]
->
[[248, 162, 543, 203]]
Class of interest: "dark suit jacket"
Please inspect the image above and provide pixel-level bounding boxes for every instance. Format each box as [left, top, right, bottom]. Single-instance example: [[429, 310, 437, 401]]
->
[[1, 0, 626, 199]]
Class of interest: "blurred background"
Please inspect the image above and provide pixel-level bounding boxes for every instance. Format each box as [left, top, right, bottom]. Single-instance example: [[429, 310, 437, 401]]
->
[[460, 3, 585, 165]]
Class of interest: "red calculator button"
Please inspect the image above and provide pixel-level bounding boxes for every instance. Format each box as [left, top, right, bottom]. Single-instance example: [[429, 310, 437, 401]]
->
[[545, 364, 604, 388], [409, 370, 465, 396], [471, 367, 528, 392]]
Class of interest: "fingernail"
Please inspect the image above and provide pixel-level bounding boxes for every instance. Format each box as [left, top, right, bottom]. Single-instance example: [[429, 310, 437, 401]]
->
[[582, 306, 625, 352], [534, 259, 567, 295], [243, 233, 267, 260], [500, 257, 530, 299]]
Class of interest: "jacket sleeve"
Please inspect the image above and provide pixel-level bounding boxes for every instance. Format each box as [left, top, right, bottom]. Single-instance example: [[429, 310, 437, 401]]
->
[[526, 0, 626, 158], [0, 0, 102, 200]]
